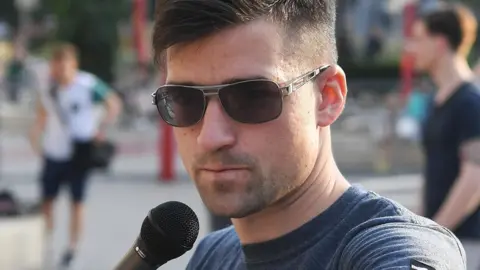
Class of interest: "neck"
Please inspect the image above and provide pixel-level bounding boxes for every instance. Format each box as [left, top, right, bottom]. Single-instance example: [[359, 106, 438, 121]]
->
[[56, 72, 76, 87], [232, 130, 350, 244], [430, 53, 473, 104]]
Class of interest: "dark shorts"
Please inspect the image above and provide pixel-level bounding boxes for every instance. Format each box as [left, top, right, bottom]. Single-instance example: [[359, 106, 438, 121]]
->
[[40, 141, 93, 203]]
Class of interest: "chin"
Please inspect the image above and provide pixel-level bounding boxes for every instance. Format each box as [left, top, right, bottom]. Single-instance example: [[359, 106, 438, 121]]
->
[[208, 206, 251, 219], [206, 200, 263, 219]]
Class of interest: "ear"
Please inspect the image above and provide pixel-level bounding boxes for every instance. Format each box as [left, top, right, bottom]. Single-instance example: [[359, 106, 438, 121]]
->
[[315, 65, 347, 127]]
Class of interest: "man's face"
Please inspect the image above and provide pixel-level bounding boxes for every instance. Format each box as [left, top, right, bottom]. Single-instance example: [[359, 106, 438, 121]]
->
[[407, 21, 441, 72], [50, 55, 78, 82], [167, 20, 325, 218]]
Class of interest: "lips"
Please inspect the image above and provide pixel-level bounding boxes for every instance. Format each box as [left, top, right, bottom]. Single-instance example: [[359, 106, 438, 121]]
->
[[197, 167, 250, 180], [200, 166, 248, 172], [201, 168, 247, 173]]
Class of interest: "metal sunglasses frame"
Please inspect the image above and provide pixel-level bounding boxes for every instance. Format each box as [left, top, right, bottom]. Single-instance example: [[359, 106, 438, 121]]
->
[[151, 65, 330, 105], [151, 65, 330, 126]]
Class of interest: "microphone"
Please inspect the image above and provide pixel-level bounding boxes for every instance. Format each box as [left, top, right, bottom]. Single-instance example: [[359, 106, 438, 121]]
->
[[114, 201, 200, 270]]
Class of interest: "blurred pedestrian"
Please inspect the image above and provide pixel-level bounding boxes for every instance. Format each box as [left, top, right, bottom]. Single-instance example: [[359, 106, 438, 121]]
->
[[28, 42, 121, 269], [4, 43, 27, 103], [407, 4, 480, 269]]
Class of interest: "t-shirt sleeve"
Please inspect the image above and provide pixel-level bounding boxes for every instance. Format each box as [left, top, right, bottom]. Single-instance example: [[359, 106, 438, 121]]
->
[[339, 224, 466, 270], [186, 237, 210, 270], [91, 77, 112, 104], [456, 95, 480, 144]]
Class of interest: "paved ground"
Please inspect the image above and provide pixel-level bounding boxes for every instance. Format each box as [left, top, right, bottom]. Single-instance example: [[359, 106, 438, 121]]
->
[[3, 176, 205, 270], [0, 169, 422, 270]]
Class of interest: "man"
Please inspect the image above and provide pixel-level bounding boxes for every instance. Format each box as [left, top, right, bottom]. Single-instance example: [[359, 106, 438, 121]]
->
[[152, 0, 465, 269], [28, 43, 121, 268], [407, 4, 480, 270]]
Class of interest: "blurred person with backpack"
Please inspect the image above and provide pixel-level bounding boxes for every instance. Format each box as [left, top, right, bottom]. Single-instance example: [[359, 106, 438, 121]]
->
[[28, 42, 121, 268]]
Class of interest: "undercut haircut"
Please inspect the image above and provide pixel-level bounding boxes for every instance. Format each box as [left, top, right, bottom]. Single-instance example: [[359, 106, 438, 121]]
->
[[152, 0, 337, 69], [421, 3, 478, 56]]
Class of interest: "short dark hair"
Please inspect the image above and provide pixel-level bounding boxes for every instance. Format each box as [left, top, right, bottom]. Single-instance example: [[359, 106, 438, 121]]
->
[[152, 0, 337, 69], [421, 3, 477, 56], [51, 42, 78, 62]]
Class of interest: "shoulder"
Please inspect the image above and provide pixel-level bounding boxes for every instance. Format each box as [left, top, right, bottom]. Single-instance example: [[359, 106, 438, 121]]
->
[[340, 217, 466, 269], [454, 83, 480, 108], [75, 71, 98, 88], [196, 225, 240, 253], [451, 83, 480, 140], [338, 185, 415, 223], [187, 226, 241, 269], [334, 186, 465, 269]]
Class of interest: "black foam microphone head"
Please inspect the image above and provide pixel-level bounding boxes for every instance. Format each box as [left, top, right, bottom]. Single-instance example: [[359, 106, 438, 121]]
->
[[140, 201, 199, 264]]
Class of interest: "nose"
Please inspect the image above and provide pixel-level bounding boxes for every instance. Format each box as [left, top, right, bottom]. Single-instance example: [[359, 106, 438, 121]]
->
[[197, 98, 236, 152]]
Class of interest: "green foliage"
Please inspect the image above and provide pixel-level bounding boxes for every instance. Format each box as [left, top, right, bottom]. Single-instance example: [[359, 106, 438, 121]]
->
[[41, 0, 130, 42], [0, 0, 18, 29], [454, 0, 480, 8]]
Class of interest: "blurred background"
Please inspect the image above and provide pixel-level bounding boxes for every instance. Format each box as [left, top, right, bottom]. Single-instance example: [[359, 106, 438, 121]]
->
[[0, 0, 479, 269]]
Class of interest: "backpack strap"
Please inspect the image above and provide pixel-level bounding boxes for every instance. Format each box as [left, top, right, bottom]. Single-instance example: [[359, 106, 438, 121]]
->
[[48, 82, 69, 128]]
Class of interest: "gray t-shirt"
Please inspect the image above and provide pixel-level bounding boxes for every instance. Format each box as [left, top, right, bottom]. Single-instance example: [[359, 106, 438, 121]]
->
[[186, 185, 465, 270]]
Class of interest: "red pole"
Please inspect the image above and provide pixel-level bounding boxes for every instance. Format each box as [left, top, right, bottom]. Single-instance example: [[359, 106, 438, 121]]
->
[[132, 0, 147, 65], [158, 71, 176, 181], [400, 2, 417, 101]]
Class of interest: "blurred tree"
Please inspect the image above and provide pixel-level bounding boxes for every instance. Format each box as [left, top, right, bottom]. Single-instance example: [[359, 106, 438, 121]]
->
[[0, 0, 18, 32], [42, 0, 130, 85], [336, 0, 354, 65], [459, 0, 480, 8], [149, 0, 156, 21]]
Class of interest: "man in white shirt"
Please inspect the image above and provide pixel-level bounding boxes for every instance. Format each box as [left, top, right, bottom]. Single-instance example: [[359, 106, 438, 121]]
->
[[28, 43, 121, 268]]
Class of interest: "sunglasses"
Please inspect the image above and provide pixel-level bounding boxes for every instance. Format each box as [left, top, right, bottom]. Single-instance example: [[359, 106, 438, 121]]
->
[[152, 65, 330, 127]]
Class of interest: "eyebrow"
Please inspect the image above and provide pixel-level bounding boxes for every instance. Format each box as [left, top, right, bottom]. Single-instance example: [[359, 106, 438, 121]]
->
[[167, 76, 271, 86]]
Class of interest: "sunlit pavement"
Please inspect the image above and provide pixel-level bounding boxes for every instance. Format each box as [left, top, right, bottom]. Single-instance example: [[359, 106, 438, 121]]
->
[[4, 176, 206, 270], [1, 171, 422, 270]]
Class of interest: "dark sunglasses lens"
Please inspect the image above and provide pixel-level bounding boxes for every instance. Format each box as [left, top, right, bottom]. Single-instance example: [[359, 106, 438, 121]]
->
[[219, 81, 283, 124], [155, 86, 205, 127]]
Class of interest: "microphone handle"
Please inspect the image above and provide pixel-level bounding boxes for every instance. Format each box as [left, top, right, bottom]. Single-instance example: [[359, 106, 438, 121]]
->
[[114, 237, 157, 270]]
